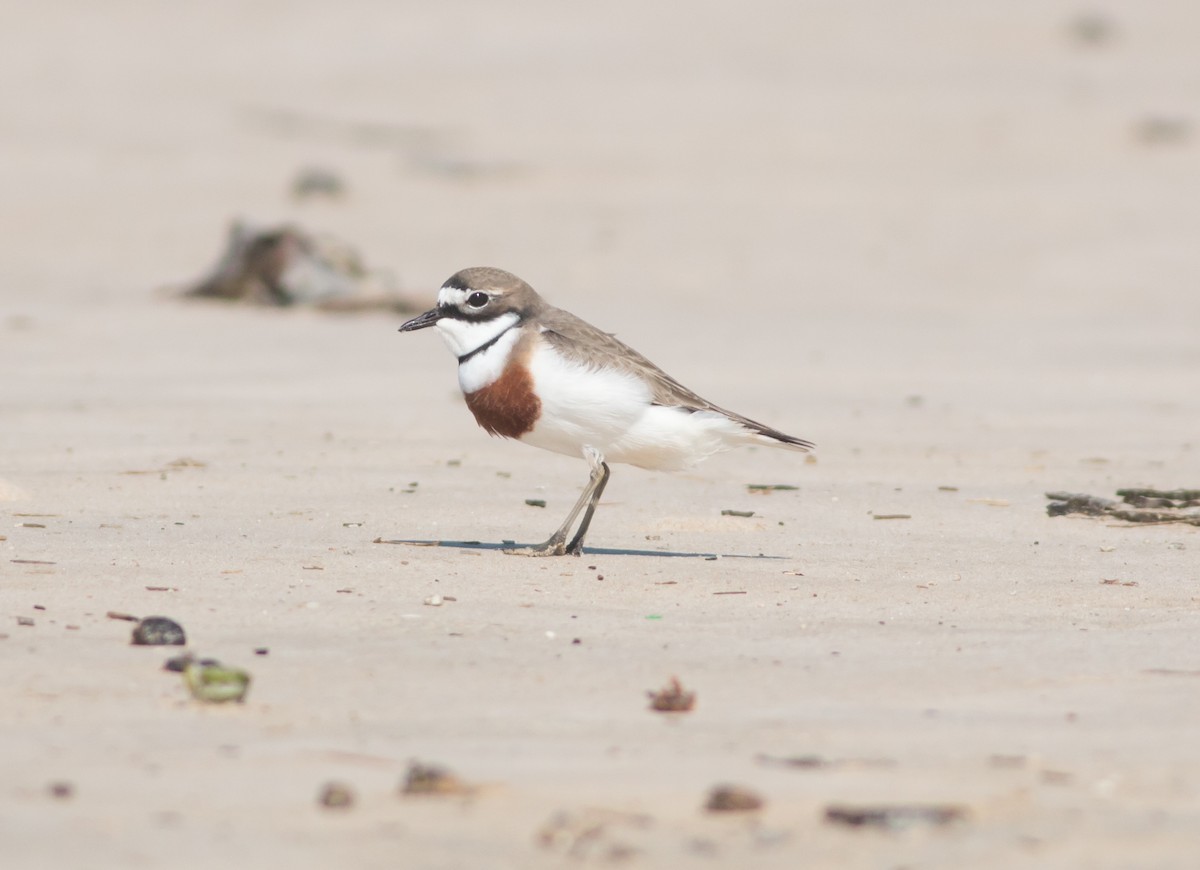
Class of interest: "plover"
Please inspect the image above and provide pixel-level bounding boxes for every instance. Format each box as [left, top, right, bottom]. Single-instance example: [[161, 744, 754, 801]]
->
[[400, 267, 813, 556]]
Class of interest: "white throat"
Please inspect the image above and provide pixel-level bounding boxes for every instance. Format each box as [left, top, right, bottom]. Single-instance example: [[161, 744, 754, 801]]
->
[[435, 311, 520, 359], [436, 312, 522, 393]]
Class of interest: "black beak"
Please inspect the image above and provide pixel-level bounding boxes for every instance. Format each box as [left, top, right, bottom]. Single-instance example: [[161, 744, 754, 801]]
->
[[399, 307, 442, 332]]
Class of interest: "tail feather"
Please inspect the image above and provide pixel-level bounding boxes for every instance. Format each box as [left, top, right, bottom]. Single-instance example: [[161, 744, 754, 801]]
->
[[752, 429, 814, 451], [725, 412, 813, 452], [689, 408, 813, 452]]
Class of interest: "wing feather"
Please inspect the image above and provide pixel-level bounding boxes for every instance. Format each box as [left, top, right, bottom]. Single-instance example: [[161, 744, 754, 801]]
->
[[537, 306, 813, 450]]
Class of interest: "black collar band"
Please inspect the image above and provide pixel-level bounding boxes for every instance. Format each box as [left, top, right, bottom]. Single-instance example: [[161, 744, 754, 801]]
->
[[457, 322, 517, 364]]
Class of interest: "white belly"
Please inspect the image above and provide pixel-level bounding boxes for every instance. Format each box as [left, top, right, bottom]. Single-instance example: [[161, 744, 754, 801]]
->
[[522, 346, 748, 471]]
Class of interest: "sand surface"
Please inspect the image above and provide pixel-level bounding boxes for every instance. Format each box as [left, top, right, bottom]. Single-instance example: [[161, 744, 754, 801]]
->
[[3, 2, 1200, 867]]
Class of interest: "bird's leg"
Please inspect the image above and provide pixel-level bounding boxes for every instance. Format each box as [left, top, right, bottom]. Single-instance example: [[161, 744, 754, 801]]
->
[[505, 448, 608, 557], [564, 460, 610, 556]]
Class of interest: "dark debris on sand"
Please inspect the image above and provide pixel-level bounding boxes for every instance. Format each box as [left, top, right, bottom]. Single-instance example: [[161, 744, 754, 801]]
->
[[1046, 489, 1200, 526], [180, 221, 430, 314]]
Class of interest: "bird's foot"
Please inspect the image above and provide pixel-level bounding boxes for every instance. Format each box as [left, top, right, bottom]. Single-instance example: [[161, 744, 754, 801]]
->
[[503, 538, 578, 557]]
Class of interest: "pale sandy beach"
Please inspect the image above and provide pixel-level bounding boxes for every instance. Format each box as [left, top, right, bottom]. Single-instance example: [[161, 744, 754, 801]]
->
[[3, 2, 1200, 867]]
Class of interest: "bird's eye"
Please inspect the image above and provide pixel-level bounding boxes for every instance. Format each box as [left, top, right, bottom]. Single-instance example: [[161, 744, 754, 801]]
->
[[467, 292, 489, 308]]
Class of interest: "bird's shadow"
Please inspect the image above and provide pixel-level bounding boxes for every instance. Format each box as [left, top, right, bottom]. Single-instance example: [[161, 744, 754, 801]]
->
[[375, 538, 786, 560]]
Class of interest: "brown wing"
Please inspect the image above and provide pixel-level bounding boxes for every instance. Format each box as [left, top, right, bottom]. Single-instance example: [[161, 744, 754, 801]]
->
[[537, 305, 813, 450]]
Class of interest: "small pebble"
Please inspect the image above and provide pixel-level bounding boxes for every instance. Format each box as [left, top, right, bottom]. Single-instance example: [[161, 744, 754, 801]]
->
[[423, 594, 444, 607], [48, 782, 74, 800], [164, 654, 219, 673], [400, 762, 471, 796], [132, 616, 186, 646], [164, 654, 192, 672], [317, 781, 356, 809], [705, 785, 763, 813]]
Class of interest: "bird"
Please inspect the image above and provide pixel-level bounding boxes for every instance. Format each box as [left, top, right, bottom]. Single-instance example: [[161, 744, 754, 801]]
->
[[399, 267, 813, 556]]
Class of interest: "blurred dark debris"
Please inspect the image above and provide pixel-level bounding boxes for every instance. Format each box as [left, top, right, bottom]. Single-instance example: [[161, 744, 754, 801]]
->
[[1046, 492, 1112, 517], [705, 784, 764, 813], [121, 456, 207, 477], [292, 167, 346, 200], [400, 761, 473, 796], [825, 804, 966, 830], [164, 653, 218, 673], [317, 781, 356, 810], [179, 221, 431, 314], [1135, 116, 1192, 146], [241, 107, 525, 181], [756, 753, 897, 770], [1046, 489, 1200, 526], [242, 106, 439, 151], [1067, 11, 1117, 47]]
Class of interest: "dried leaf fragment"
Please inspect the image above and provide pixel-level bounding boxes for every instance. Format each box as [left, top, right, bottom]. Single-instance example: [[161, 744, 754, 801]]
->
[[648, 677, 696, 713]]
